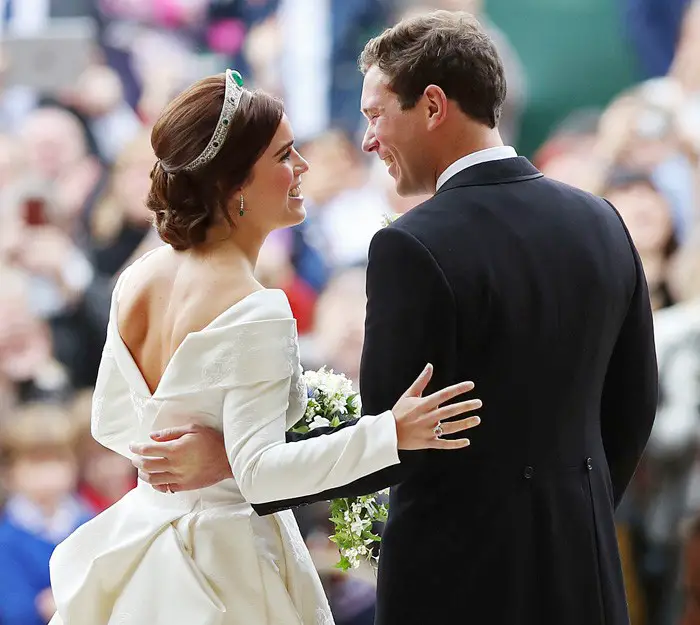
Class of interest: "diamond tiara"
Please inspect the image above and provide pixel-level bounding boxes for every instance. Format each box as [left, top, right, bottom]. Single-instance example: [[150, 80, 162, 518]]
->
[[164, 69, 245, 174]]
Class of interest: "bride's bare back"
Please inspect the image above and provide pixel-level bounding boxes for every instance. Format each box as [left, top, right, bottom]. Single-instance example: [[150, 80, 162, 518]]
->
[[116, 247, 261, 395]]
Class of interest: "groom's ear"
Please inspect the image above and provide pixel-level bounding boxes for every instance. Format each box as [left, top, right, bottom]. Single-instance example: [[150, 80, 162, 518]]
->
[[423, 85, 448, 131]]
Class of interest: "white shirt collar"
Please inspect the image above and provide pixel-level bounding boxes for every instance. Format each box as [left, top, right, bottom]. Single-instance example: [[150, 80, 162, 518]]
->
[[436, 146, 518, 191]]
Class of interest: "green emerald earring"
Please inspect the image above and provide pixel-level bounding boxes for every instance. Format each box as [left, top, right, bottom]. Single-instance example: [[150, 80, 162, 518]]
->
[[239, 194, 245, 217]]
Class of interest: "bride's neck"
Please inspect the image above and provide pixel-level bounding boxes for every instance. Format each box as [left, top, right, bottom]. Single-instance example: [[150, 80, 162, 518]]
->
[[188, 223, 266, 272]]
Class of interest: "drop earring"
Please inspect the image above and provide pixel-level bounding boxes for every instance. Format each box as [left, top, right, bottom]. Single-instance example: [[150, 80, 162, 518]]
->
[[239, 194, 245, 217]]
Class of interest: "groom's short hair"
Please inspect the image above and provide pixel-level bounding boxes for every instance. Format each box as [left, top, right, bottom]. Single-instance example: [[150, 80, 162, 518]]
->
[[359, 10, 506, 128]]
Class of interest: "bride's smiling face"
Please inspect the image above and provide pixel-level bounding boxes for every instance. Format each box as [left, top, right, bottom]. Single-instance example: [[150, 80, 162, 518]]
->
[[239, 115, 309, 231]]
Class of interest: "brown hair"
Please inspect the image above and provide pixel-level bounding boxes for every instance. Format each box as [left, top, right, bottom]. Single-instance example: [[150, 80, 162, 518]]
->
[[0, 403, 78, 464], [359, 10, 506, 127], [147, 74, 284, 250]]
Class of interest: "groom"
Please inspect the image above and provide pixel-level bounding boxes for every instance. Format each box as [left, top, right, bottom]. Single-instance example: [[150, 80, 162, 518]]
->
[[132, 10, 658, 625]]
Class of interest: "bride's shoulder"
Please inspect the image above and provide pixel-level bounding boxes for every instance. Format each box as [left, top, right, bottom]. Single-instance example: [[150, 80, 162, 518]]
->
[[209, 288, 294, 331], [113, 246, 172, 296]]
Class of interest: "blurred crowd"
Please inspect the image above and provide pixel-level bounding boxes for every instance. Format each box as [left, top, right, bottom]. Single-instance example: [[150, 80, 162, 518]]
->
[[0, 1, 698, 624]]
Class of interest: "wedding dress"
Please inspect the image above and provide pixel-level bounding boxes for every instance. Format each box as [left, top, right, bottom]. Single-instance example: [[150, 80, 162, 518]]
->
[[48, 256, 400, 625]]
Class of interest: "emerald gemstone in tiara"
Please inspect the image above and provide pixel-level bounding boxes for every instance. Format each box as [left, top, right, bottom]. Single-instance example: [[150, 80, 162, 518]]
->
[[231, 70, 244, 87]]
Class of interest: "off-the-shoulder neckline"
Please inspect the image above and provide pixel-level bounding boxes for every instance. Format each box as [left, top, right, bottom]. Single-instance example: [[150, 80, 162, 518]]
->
[[112, 287, 289, 398]]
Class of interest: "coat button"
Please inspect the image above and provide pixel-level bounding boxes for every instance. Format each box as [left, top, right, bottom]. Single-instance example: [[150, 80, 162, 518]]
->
[[523, 466, 534, 479], [586, 458, 593, 471]]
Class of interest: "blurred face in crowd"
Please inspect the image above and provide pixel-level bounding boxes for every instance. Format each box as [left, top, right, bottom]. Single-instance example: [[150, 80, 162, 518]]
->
[[9, 450, 79, 508], [67, 64, 124, 118], [20, 107, 87, 181], [361, 65, 433, 196], [0, 288, 52, 382], [113, 137, 158, 225], [239, 115, 309, 232], [606, 181, 674, 255]]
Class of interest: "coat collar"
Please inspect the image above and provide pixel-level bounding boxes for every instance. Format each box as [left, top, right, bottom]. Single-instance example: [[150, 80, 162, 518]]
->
[[434, 156, 543, 195]]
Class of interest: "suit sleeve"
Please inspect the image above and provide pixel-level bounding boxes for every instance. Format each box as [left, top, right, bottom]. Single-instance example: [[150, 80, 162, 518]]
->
[[253, 225, 457, 516], [601, 201, 659, 508]]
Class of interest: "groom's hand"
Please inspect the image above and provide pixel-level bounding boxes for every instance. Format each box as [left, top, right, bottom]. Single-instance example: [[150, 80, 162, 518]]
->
[[128, 424, 232, 493]]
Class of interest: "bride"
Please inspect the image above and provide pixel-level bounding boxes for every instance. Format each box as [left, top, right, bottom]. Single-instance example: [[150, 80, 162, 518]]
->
[[48, 69, 481, 625]]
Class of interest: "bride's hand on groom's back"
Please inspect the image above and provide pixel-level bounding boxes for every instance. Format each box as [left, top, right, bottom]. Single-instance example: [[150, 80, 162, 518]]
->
[[392, 363, 481, 451]]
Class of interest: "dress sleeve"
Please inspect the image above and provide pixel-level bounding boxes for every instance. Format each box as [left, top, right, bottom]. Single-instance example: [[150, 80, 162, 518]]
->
[[220, 319, 401, 504], [89, 270, 139, 459]]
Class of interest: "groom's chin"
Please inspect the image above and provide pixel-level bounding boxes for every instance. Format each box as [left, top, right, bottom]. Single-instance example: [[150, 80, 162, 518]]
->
[[394, 179, 411, 197], [394, 181, 422, 198]]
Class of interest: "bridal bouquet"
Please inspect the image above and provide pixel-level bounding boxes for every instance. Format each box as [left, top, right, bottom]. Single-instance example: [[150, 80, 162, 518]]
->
[[292, 367, 388, 571]]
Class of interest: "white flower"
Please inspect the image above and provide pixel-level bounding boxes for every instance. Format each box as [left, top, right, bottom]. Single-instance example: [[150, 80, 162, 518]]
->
[[351, 518, 367, 534], [330, 397, 348, 415], [309, 416, 331, 430], [344, 547, 361, 568]]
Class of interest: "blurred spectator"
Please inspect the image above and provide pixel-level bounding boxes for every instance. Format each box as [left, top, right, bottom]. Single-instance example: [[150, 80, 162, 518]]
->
[[602, 167, 679, 310], [88, 130, 155, 275], [0, 403, 93, 625], [624, 0, 691, 79], [18, 105, 102, 194], [0, 264, 72, 411], [535, 108, 603, 188], [0, 185, 113, 388], [60, 63, 143, 164], [639, 232, 700, 624]]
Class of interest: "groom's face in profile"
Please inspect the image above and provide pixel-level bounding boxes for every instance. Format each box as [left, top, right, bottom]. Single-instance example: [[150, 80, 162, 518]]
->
[[361, 66, 429, 197]]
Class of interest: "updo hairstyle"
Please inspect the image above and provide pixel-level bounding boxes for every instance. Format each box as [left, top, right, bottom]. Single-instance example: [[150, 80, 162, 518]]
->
[[147, 74, 284, 250]]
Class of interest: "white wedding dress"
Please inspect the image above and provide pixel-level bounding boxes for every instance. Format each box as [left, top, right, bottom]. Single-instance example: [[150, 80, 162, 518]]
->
[[48, 257, 400, 625]]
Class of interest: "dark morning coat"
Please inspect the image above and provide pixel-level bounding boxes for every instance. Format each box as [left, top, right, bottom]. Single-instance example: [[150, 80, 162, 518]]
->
[[255, 157, 658, 625]]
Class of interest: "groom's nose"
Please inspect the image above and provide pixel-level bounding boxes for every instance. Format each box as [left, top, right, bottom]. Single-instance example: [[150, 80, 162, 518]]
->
[[362, 126, 379, 153]]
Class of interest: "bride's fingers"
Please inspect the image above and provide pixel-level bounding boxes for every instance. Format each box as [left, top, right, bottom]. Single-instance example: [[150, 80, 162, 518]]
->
[[401, 363, 434, 399], [432, 399, 482, 422], [434, 415, 481, 437], [132, 455, 171, 472], [129, 441, 174, 457], [429, 437, 471, 450], [423, 381, 475, 410], [138, 469, 177, 486]]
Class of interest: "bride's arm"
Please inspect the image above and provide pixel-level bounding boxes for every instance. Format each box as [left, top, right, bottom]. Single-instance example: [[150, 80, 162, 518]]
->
[[224, 372, 401, 503]]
